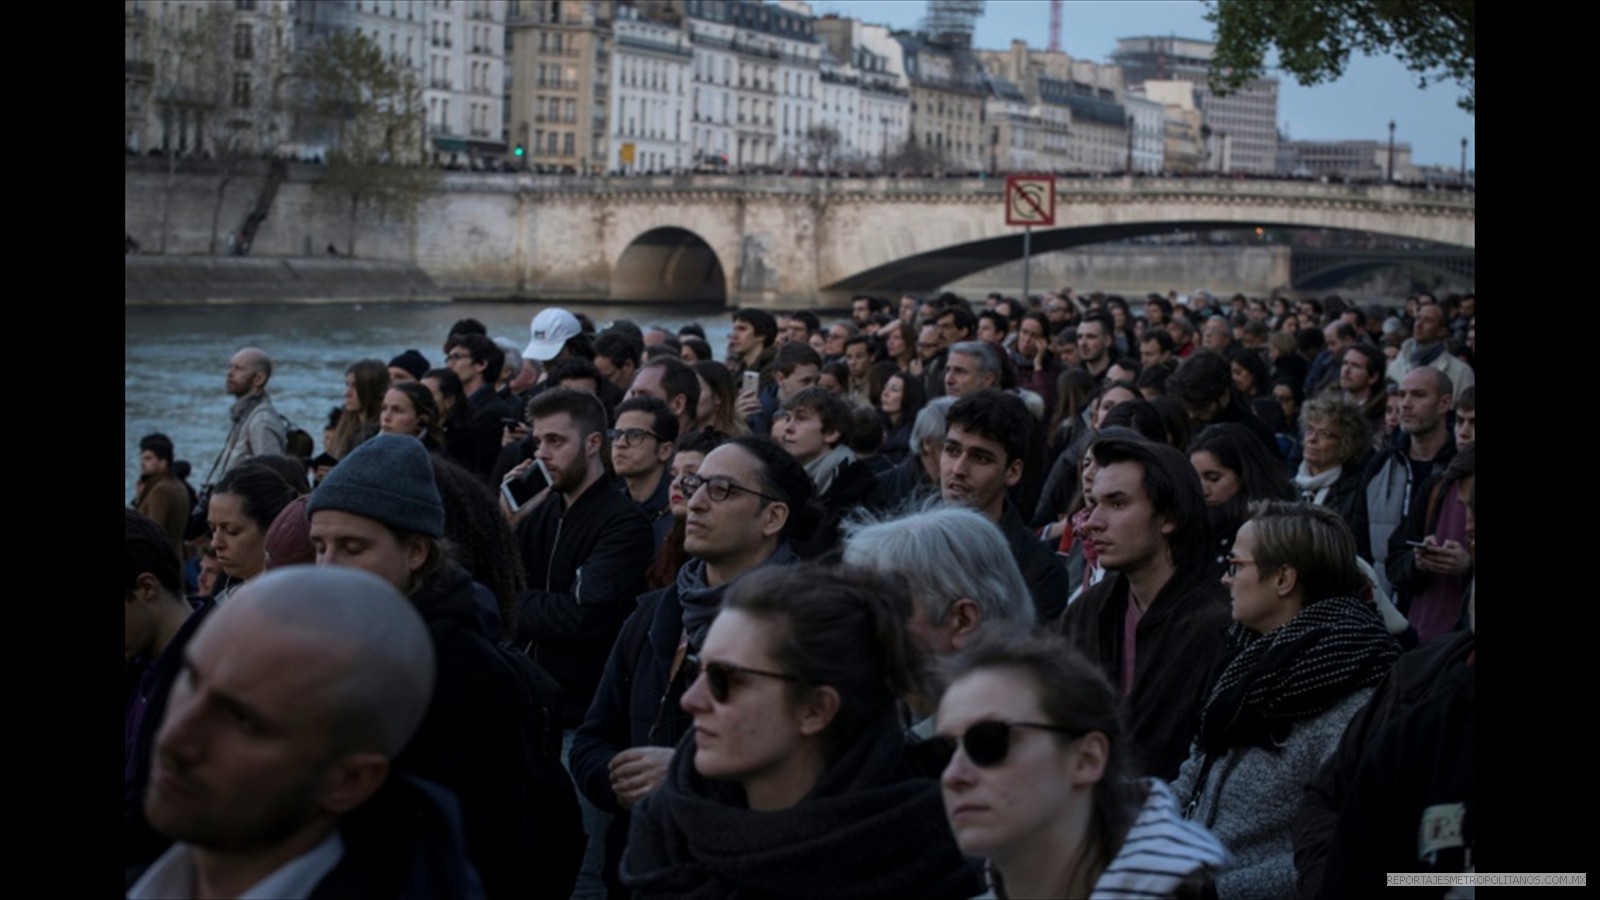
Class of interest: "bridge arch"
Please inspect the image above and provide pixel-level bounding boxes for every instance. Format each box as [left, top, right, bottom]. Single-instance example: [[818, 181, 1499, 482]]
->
[[612, 226, 727, 304], [823, 218, 1472, 296]]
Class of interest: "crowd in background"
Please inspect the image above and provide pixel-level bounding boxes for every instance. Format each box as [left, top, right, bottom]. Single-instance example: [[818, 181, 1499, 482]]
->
[[126, 283, 1476, 899]]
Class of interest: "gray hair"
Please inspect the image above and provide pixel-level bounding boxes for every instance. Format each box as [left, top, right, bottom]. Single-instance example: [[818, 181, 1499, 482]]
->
[[910, 396, 957, 451], [948, 340, 1001, 378], [842, 504, 1034, 630], [494, 337, 523, 381], [230, 565, 437, 757]]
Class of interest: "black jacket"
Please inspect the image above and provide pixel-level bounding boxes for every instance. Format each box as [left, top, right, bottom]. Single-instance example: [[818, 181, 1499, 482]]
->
[[126, 775, 488, 900], [1321, 452, 1374, 560], [465, 386, 515, 479], [1000, 502, 1069, 625], [797, 457, 879, 560], [515, 472, 655, 725], [571, 584, 695, 815], [310, 775, 488, 900], [124, 599, 215, 872], [1321, 661, 1474, 897], [402, 562, 582, 900], [1058, 566, 1233, 781], [1292, 629, 1475, 898], [867, 451, 938, 514]]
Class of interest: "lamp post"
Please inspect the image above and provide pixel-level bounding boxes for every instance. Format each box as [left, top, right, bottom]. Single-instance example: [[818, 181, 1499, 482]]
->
[[1460, 137, 1468, 188], [1386, 120, 1396, 182]]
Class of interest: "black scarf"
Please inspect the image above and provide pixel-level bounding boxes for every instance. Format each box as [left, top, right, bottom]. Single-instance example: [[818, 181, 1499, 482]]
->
[[675, 543, 799, 651], [1196, 595, 1399, 753], [620, 710, 981, 900], [1407, 339, 1448, 368]]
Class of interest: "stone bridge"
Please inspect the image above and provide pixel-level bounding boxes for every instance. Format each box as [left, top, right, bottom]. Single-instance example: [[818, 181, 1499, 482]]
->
[[416, 174, 1474, 307]]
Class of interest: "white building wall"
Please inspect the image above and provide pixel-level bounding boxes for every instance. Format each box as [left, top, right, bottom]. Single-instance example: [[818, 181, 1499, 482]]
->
[[609, 10, 692, 173]]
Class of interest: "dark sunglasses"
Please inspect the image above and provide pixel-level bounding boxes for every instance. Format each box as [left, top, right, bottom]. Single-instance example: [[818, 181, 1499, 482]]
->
[[688, 654, 802, 703], [919, 720, 1082, 770]]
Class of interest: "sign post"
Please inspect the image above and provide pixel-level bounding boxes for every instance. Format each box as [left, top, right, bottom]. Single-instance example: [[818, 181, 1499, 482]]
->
[[1004, 174, 1056, 302]]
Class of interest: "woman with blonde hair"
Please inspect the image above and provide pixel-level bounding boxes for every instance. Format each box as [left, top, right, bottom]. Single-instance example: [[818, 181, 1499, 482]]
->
[[1173, 500, 1398, 897]]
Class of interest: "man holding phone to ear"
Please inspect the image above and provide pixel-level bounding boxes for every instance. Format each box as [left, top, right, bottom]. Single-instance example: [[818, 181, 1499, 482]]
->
[[511, 387, 653, 899]]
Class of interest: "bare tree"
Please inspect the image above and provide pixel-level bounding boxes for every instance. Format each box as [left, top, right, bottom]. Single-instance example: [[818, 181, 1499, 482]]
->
[[143, 4, 292, 255], [803, 124, 843, 172]]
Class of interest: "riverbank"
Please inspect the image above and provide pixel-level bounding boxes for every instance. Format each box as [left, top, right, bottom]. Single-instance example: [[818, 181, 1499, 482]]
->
[[125, 256, 448, 305]]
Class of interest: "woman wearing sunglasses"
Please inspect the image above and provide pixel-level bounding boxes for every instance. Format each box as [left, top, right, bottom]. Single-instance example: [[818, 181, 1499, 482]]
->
[[1172, 500, 1400, 898], [621, 562, 982, 900], [936, 629, 1228, 899]]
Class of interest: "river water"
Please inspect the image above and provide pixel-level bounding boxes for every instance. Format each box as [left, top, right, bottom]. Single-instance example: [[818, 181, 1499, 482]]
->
[[124, 301, 736, 500]]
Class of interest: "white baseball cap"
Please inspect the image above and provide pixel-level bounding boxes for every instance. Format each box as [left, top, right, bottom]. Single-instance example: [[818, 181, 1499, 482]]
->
[[523, 308, 582, 361]]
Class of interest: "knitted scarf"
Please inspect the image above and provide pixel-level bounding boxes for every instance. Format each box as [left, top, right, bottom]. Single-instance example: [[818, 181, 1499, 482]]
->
[[1196, 595, 1399, 754], [674, 543, 800, 652], [621, 711, 982, 900]]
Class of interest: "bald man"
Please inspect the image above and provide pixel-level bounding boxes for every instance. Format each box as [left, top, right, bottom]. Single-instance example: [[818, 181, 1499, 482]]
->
[[128, 566, 486, 899], [214, 347, 287, 479]]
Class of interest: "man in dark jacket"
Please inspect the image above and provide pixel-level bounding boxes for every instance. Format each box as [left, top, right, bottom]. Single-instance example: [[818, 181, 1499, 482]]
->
[[125, 509, 214, 874], [513, 388, 654, 898], [1057, 436, 1232, 781], [572, 435, 812, 897], [128, 565, 486, 900], [310, 434, 583, 900], [1169, 350, 1279, 454], [941, 390, 1069, 623], [513, 388, 655, 727], [445, 333, 515, 479]]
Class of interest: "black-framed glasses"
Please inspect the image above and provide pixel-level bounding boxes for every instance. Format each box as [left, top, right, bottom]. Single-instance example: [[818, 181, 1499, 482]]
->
[[922, 720, 1083, 770], [678, 472, 782, 505], [605, 427, 661, 447], [688, 655, 802, 703]]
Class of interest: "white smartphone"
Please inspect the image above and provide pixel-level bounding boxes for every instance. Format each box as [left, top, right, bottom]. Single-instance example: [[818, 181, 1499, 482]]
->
[[742, 371, 761, 395]]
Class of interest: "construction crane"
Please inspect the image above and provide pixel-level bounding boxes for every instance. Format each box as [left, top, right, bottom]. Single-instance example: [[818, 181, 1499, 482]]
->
[[1049, 0, 1062, 52]]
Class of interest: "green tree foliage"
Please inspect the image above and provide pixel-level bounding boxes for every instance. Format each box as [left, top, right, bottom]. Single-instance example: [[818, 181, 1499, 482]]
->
[[299, 29, 437, 255], [1205, 1, 1475, 113]]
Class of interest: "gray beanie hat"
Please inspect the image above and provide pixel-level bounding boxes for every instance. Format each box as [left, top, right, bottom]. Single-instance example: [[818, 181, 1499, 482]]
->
[[306, 434, 444, 537]]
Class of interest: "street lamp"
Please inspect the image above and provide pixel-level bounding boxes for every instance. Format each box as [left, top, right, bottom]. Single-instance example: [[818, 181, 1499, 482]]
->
[[1460, 137, 1468, 188], [1386, 120, 1396, 182]]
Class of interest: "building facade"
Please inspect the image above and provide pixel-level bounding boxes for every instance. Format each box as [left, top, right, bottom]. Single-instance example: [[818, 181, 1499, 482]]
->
[[1112, 36, 1278, 174], [608, 3, 693, 173], [899, 35, 986, 171], [125, 0, 296, 158], [506, 0, 615, 173]]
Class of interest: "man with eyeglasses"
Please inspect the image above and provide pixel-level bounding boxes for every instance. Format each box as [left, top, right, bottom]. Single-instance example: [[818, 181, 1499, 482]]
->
[[610, 396, 678, 548], [444, 333, 514, 479], [571, 436, 809, 897]]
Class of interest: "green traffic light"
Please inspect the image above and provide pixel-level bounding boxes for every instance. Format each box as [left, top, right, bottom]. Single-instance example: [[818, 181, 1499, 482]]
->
[[514, 144, 525, 156]]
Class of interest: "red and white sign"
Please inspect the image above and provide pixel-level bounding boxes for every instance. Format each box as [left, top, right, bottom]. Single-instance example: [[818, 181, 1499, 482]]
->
[[1005, 174, 1057, 227]]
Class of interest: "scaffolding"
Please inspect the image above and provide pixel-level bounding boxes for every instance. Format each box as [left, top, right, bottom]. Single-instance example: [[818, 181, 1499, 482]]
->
[[922, 0, 985, 47]]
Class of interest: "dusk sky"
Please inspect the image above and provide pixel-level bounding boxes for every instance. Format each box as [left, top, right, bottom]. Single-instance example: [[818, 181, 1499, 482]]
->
[[809, 0, 1475, 169]]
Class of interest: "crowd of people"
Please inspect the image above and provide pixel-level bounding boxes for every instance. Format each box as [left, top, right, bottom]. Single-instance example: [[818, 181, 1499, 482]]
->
[[126, 284, 1477, 898]]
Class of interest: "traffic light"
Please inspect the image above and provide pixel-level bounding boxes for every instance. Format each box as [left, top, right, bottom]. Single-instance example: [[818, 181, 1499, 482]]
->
[[514, 144, 525, 157]]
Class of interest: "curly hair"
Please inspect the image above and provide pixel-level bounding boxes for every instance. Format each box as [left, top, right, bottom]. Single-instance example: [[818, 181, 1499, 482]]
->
[[1299, 396, 1371, 465]]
